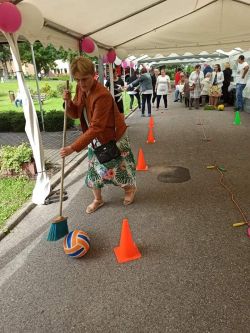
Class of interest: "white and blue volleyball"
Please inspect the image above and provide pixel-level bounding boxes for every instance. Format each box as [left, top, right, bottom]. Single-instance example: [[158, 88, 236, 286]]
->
[[63, 230, 90, 258]]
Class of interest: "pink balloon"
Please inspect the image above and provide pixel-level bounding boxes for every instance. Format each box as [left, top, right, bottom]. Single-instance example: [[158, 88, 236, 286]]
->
[[107, 49, 116, 63], [81, 37, 95, 53], [121, 60, 128, 69], [0, 2, 22, 33]]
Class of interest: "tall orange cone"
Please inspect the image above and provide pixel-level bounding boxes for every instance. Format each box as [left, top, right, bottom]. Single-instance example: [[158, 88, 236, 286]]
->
[[146, 127, 155, 143], [136, 148, 148, 171], [148, 115, 154, 128], [114, 219, 142, 264]]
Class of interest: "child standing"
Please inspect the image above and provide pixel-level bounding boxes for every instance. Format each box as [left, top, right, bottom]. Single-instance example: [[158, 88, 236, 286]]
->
[[201, 72, 212, 106]]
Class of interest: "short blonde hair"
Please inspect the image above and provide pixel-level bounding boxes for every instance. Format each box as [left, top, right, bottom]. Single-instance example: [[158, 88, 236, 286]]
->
[[224, 62, 230, 69], [71, 56, 95, 76]]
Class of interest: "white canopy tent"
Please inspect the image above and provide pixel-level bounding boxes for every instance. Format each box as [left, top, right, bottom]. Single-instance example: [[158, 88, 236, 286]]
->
[[4, 0, 250, 57], [1, 0, 250, 206]]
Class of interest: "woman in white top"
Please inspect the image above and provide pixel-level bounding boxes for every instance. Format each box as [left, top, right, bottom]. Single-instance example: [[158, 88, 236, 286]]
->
[[189, 64, 204, 109], [209, 64, 224, 107], [155, 68, 171, 110]]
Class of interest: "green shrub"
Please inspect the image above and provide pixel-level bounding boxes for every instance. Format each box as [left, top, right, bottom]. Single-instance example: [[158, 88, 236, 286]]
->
[[40, 83, 52, 94], [0, 111, 74, 132], [0, 143, 33, 173], [43, 110, 74, 131], [48, 90, 58, 98]]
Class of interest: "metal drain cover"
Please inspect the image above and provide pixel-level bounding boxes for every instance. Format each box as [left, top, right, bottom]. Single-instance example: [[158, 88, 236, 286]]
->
[[157, 166, 191, 183]]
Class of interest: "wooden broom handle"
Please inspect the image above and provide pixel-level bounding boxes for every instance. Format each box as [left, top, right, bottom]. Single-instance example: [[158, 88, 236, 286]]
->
[[59, 80, 69, 217]]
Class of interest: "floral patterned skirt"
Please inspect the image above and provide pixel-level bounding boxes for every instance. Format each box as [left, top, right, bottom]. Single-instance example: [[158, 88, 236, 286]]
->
[[85, 133, 136, 189]]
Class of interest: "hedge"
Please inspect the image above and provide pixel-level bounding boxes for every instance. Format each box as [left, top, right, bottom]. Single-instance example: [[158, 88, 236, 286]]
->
[[0, 111, 75, 132]]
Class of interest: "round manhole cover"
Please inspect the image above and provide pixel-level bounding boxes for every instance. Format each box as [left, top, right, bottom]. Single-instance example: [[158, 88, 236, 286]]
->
[[157, 166, 191, 183]]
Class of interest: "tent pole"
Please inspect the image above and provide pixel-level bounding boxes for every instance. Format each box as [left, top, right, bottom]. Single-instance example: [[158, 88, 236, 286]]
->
[[108, 63, 114, 97], [30, 43, 45, 132], [98, 56, 104, 85]]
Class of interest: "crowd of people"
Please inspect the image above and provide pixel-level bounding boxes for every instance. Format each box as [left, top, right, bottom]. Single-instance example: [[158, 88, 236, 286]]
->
[[103, 55, 249, 118]]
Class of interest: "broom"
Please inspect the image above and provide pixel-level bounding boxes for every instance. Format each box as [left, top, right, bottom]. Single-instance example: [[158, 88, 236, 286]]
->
[[47, 81, 70, 241]]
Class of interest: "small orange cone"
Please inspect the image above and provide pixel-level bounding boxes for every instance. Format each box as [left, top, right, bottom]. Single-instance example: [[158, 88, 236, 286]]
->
[[146, 127, 155, 143], [114, 219, 142, 264], [148, 116, 154, 128], [136, 148, 148, 171]]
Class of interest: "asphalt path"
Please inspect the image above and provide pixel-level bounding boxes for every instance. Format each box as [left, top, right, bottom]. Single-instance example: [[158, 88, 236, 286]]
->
[[0, 101, 249, 333]]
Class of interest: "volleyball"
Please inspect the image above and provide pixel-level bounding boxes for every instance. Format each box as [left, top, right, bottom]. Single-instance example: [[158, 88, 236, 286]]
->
[[63, 230, 90, 258]]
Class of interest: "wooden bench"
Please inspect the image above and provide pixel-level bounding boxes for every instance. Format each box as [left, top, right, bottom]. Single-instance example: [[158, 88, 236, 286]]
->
[[31, 93, 46, 104]]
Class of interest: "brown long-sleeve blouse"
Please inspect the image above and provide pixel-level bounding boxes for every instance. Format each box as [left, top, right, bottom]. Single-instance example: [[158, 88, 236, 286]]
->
[[66, 80, 127, 152]]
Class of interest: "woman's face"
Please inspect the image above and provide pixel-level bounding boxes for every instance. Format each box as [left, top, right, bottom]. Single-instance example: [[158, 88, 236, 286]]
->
[[214, 65, 219, 72], [161, 69, 165, 76], [74, 72, 95, 92], [196, 67, 201, 73]]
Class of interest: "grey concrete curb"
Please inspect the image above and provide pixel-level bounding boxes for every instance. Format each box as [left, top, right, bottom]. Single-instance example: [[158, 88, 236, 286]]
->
[[0, 108, 137, 241]]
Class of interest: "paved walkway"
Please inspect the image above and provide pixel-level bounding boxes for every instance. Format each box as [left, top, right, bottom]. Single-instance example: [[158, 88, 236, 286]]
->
[[0, 129, 84, 170], [0, 101, 249, 332]]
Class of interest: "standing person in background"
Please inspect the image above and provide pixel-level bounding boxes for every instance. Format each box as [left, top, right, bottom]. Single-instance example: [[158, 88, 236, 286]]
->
[[182, 73, 191, 108], [176, 73, 185, 102], [155, 68, 171, 110], [61, 56, 136, 214], [201, 72, 212, 106], [222, 62, 232, 105], [151, 68, 159, 107], [174, 68, 182, 102], [209, 64, 224, 108], [128, 68, 153, 117], [14, 90, 23, 107], [105, 68, 124, 116], [203, 64, 213, 77], [189, 64, 204, 109], [126, 70, 141, 111], [235, 55, 249, 111]]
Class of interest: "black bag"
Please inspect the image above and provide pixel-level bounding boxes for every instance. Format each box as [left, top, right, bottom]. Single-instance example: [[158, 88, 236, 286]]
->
[[94, 140, 121, 164]]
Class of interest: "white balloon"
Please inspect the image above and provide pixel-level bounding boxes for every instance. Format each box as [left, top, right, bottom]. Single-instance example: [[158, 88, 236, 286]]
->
[[114, 57, 122, 66], [17, 3, 44, 41], [116, 48, 127, 60]]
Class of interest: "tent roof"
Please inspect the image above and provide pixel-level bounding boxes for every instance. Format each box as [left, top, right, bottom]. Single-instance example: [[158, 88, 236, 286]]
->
[[4, 0, 250, 57]]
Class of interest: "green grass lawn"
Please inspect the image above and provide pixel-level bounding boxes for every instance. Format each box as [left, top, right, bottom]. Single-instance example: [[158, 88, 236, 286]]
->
[[0, 79, 135, 115], [0, 177, 34, 229]]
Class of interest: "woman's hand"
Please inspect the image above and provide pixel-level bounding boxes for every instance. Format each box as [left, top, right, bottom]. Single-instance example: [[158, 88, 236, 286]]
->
[[63, 89, 71, 102], [60, 145, 74, 158]]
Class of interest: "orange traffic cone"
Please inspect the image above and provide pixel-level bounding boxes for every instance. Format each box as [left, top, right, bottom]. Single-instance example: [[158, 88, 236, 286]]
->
[[146, 127, 155, 143], [114, 219, 142, 264], [148, 116, 154, 128], [136, 148, 148, 171]]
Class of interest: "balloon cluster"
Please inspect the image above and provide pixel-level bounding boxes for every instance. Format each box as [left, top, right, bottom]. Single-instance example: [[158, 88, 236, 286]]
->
[[0, 1, 44, 42], [0, 1, 132, 69]]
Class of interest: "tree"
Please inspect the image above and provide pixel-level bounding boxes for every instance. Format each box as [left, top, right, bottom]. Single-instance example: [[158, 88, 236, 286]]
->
[[19, 41, 63, 74], [0, 44, 12, 79]]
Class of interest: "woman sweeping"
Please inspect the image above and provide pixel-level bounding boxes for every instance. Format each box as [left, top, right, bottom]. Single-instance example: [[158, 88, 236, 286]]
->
[[61, 57, 136, 214]]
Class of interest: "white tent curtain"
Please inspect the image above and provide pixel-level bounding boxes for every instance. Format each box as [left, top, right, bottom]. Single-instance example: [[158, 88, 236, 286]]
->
[[3, 32, 50, 205]]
